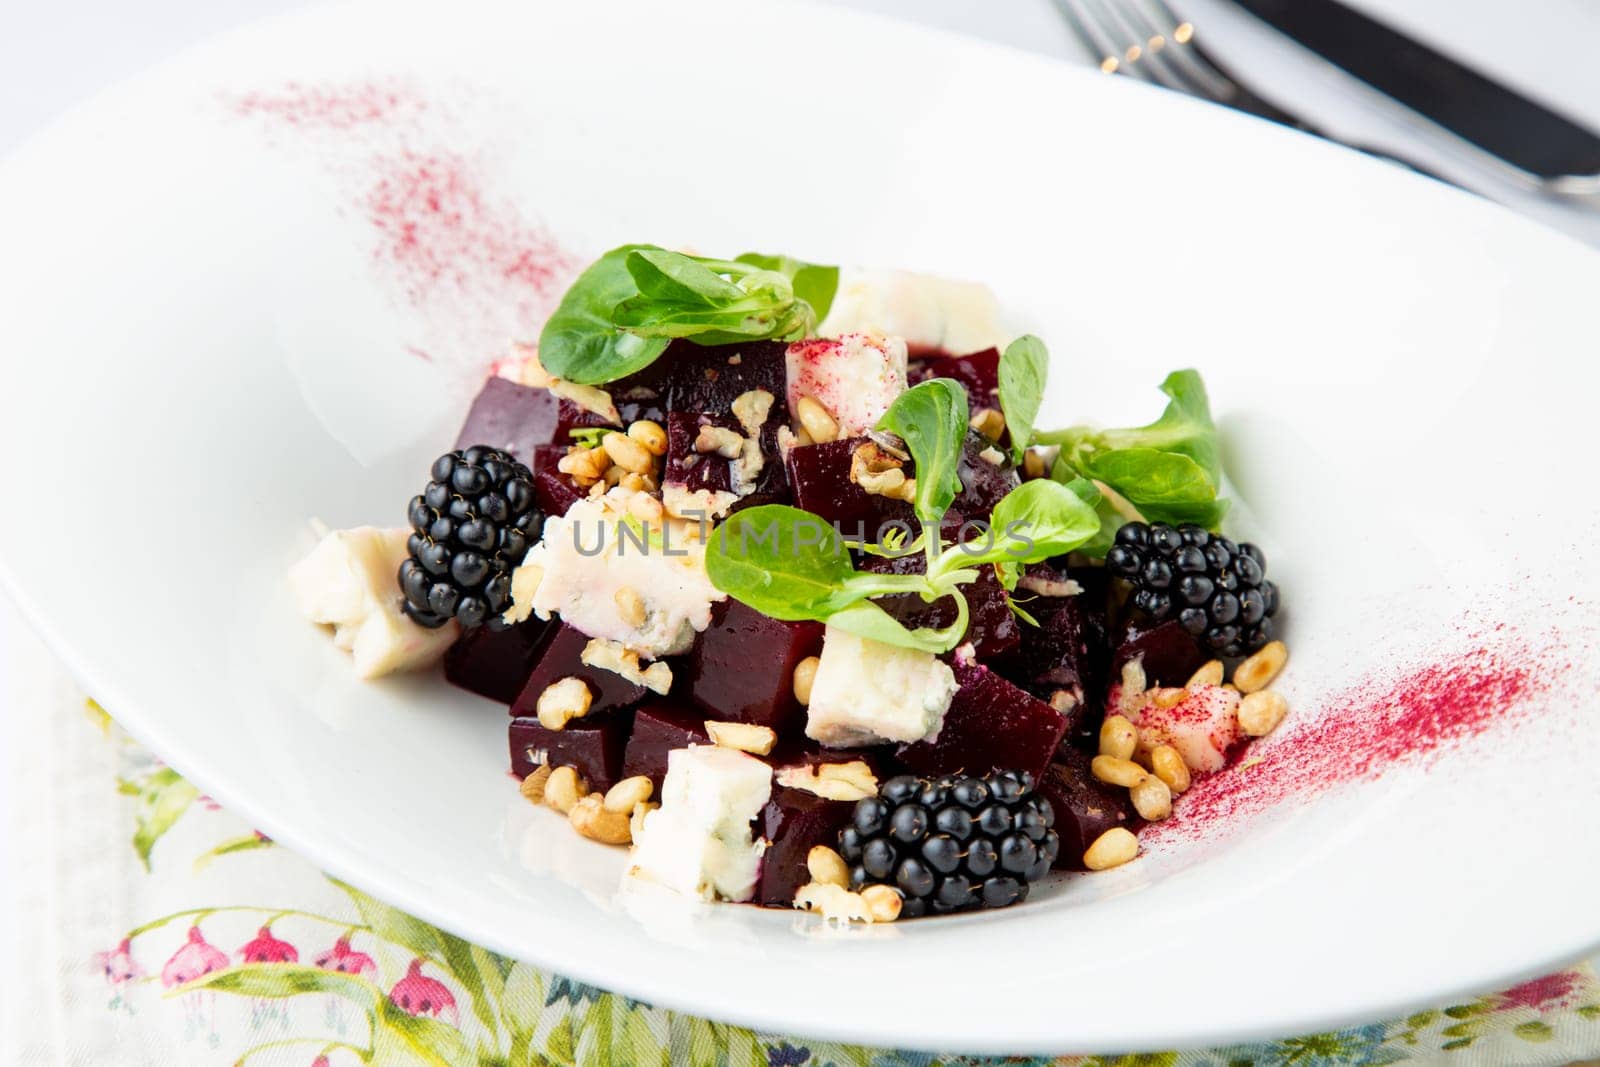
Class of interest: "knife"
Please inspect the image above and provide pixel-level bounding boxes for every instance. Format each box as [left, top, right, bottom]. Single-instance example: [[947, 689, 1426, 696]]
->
[[1229, 0, 1600, 181]]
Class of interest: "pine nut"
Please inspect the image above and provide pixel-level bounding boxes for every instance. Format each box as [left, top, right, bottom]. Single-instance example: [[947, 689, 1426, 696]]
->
[[860, 884, 903, 922], [602, 431, 654, 475], [1022, 450, 1047, 479], [544, 766, 588, 814], [1234, 640, 1288, 694], [626, 419, 668, 456], [1152, 687, 1187, 709], [1187, 659, 1225, 689], [705, 720, 778, 756], [602, 464, 626, 487], [614, 587, 647, 628], [1083, 827, 1139, 870], [1130, 773, 1173, 821], [807, 846, 850, 888], [1239, 689, 1289, 737], [536, 677, 593, 731], [1099, 715, 1138, 760], [1091, 755, 1147, 788], [792, 655, 820, 705], [569, 794, 631, 845], [795, 396, 839, 444], [602, 775, 653, 815], [1150, 744, 1191, 794], [969, 407, 1006, 440], [519, 764, 553, 805]]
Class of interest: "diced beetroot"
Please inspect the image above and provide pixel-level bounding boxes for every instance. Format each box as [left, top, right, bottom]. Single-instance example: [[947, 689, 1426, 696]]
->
[[620, 701, 709, 792], [509, 712, 634, 792], [661, 411, 788, 508], [1110, 618, 1207, 688], [684, 600, 823, 734], [1007, 590, 1108, 750], [948, 431, 1020, 526], [908, 348, 1001, 412], [553, 361, 670, 438], [861, 553, 1020, 663], [529, 444, 585, 518], [1038, 750, 1138, 871], [444, 617, 557, 705], [510, 624, 648, 721], [454, 378, 561, 465], [784, 437, 914, 537], [897, 657, 1066, 783], [755, 787, 854, 907], [661, 338, 791, 418]]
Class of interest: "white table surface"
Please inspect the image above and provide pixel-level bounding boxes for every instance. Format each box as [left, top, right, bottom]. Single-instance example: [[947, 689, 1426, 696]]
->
[[3, 0, 1600, 1049]]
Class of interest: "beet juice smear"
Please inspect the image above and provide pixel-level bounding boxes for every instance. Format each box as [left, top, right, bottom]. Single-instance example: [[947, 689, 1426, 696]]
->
[[1147, 637, 1542, 843], [228, 80, 579, 363]]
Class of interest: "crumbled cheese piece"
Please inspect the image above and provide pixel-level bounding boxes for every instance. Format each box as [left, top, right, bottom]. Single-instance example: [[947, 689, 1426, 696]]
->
[[819, 269, 1011, 357], [1017, 574, 1083, 598], [786, 333, 908, 437], [804, 626, 958, 747], [627, 746, 773, 902], [515, 495, 724, 657], [978, 446, 1006, 466], [288, 525, 458, 679], [580, 637, 673, 695]]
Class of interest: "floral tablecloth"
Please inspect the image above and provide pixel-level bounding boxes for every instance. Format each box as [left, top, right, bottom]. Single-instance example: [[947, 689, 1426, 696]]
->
[[4, 613, 1599, 1067]]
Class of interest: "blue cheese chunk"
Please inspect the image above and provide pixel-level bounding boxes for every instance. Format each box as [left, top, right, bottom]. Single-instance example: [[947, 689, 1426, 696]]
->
[[804, 626, 959, 747], [627, 746, 773, 902]]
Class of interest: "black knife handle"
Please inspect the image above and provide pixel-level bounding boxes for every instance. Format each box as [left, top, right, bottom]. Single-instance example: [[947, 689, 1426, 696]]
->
[[1232, 0, 1600, 179]]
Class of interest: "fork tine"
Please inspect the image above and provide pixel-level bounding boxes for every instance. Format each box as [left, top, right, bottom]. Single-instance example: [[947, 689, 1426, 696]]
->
[[1134, 0, 1239, 98], [1051, 0, 1151, 78], [1083, 0, 1201, 94]]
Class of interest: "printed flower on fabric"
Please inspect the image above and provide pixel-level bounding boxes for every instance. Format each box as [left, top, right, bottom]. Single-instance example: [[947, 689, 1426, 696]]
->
[[162, 926, 230, 987], [389, 958, 459, 1025], [313, 936, 376, 979], [1211, 1023, 1403, 1067], [94, 938, 144, 986], [238, 925, 299, 964], [545, 973, 604, 1008]]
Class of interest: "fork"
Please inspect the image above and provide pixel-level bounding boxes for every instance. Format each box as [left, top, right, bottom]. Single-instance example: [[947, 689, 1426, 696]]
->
[[1049, 0, 1457, 181]]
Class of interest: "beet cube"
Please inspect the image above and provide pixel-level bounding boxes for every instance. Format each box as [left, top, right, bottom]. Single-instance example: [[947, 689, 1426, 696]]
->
[[662, 411, 788, 513], [860, 553, 1020, 663], [1038, 749, 1138, 870], [909, 348, 1001, 411], [529, 444, 585, 518], [553, 361, 670, 438], [509, 712, 633, 792], [683, 600, 822, 734], [1007, 590, 1109, 750], [948, 430, 1020, 526], [784, 437, 914, 537], [756, 787, 854, 906], [454, 378, 561, 465], [660, 338, 790, 418], [897, 658, 1066, 783], [444, 617, 557, 705], [510, 624, 648, 721], [1110, 618, 1207, 688], [620, 702, 709, 792]]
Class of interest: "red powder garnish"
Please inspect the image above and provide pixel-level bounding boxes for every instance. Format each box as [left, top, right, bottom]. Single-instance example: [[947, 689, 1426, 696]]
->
[[1146, 641, 1540, 845], [230, 81, 421, 130]]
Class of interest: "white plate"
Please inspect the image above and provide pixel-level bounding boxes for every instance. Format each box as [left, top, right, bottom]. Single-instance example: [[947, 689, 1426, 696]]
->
[[2, 0, 1597, 1053]]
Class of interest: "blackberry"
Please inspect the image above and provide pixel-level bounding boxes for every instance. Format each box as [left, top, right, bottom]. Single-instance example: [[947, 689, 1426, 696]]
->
[[1104, 521, 1280, 657], [399, 446, 542, 631], [837, 770, 1059, 918]]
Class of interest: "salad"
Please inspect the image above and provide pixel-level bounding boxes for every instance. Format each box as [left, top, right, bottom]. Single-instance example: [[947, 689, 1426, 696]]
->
[[290, 245, 1289, 923]]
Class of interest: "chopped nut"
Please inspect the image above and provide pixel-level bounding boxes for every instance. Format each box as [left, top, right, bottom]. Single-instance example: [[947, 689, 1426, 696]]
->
[[775, 760, 879, 802], [536, 677, 593, 731], [614, 587, 647, 628], [776, 425, 802, 459], [1187, 660, 1225, 689], [580, 637, 673, 696], [519, 765, 553, 805], [969, 407, 1006, 440], [795, 396, 839, 444], [977, 446, 1006, 466], [705, 720, 778, 756], [694, 425, 746, 458], [603, 775, 653, 815], [860, 884, 903, 922], [602, 431, 654, 475], [602, 464, 627, 487], [806, 846, 850, 888], [1099, 715, 1138, 761], [503, 562, 545, 625], [792, 655, 820, 706], [793, 882, 874, 923], [1049, 689, 1079, 714], [1150, 744, 1191, 794], [850, 442, 910, 499], [1130, 773, 1173, 821], [626, 419, 668, 456], [1235, 640, 1288, 694], [1083, 827, 1139, 870], [544, 766, 588, 814], [569, 794, 631, 845], [1022, 450, 1048, 479], [1151, 687, 1187, 709], [1239, 689, 1289, 737], [1018, 573, 1083, 598], [1113, 658, 1149, 717], [731, 389, 775, 436], [1091, 755, 1147, 788], [557, 445, 609, 486]]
